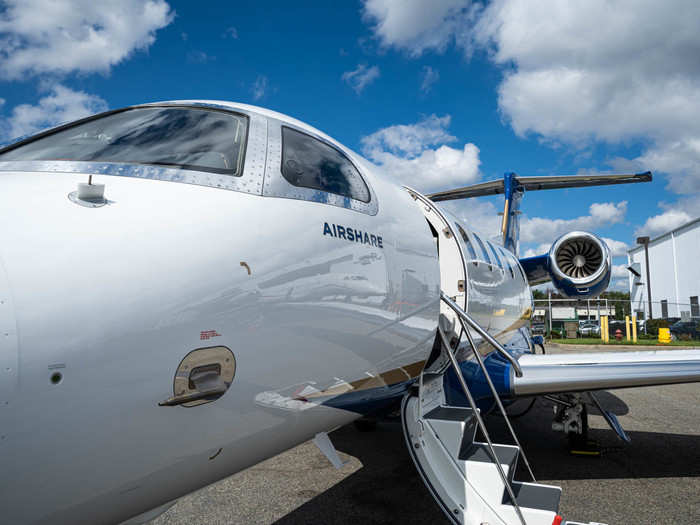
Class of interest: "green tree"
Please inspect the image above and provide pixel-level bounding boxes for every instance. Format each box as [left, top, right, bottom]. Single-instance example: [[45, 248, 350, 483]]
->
[[600, 290, 631, 320]]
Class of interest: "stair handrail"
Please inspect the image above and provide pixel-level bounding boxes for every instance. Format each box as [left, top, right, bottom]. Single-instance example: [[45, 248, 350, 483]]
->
[[437, 325, 528, 525], [440, 292, 537, 482], [460, 322, 538, 483], [440, 292, 523, 378]]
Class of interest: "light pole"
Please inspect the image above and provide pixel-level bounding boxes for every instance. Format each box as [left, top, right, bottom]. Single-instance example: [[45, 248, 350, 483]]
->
[[636, 236, 652, 320]]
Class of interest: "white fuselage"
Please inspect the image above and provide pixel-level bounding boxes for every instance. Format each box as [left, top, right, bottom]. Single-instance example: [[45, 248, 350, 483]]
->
[[0, 101, 532, 524]]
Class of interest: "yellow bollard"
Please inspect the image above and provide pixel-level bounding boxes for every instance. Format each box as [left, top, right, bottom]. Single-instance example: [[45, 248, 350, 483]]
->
[[632, 315, 637, 343], [625, 315, 631, 342], [658, 327, 671, 344], [600, 315, 605, 341], [602, 315, 608, 343]]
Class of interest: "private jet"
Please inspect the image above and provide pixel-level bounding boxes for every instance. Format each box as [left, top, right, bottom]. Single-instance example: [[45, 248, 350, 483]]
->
[[0, 100, 698, 525]]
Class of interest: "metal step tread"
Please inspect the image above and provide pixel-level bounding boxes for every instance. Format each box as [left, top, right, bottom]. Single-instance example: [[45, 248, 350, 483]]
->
[[501, 481, 561, 513], [460, 441, 519, 471], [424, 405, 474, 422]]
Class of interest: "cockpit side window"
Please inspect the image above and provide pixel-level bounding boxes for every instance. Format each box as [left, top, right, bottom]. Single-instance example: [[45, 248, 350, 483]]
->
[[281, 126, 370, 203]]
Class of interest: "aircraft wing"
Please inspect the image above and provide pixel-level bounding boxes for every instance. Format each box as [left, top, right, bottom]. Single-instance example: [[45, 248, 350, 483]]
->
[[511, 349, 700, 395]]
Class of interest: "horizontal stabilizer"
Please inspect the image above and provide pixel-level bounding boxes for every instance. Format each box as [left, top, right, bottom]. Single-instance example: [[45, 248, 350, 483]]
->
[[428, 172, 652, 202], [512, 349, 700, 396]]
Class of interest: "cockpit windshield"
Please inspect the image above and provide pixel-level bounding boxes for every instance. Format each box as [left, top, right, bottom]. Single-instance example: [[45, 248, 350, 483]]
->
[[0, 106, 248, 176]]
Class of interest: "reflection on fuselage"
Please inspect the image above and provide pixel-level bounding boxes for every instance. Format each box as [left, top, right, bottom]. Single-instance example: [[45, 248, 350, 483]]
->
[[451, 218, 532, 350]]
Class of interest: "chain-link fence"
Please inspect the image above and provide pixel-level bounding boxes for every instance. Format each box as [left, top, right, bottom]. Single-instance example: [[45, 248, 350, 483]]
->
[[532, 298, 700, 341]]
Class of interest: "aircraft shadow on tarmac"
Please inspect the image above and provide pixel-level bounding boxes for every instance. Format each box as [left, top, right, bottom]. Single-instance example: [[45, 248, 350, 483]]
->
[[274, 391, 700, 525]]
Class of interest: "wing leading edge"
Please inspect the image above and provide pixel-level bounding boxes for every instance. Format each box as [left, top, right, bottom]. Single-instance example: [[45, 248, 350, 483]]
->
[[511, 349, 700, 396]]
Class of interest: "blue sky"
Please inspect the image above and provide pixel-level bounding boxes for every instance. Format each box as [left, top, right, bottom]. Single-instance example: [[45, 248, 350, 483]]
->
[[1, 1, 699, 290]]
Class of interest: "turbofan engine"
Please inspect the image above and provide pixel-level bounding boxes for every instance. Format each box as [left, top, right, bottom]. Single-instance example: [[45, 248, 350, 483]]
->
[[548, 231, 611, 297]]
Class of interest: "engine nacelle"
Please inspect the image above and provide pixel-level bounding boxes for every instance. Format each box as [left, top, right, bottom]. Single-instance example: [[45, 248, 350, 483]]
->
[[547, 231, 611, 298]]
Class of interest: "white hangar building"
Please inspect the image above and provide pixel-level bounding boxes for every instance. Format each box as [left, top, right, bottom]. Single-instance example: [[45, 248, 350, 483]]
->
[[627, 216, 700, 320]]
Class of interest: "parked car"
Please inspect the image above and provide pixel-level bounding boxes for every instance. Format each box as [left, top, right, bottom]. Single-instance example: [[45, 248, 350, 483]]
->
[[531, 322, 546, 335], [578, 321, 600, 337], [669, 320, 700, 340]]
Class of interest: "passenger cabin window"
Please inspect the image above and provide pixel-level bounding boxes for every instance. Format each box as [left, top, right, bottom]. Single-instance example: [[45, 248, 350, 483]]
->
[[456, 224, 478, 266], [487, 242, 504, 270], [472, 232, 492, 267], [0, 107, 248, 175], [505, 251, 526, 283], [281, 126, 370, 202], [500, 247, 515, 278], [516, 259, 527, 283]]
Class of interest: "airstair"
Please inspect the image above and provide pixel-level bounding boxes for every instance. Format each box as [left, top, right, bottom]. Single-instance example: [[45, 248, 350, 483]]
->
[[401, 292, 601, 525]]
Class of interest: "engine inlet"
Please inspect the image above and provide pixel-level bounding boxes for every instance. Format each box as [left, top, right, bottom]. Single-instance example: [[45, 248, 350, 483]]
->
[[555, 238, 603, 279]]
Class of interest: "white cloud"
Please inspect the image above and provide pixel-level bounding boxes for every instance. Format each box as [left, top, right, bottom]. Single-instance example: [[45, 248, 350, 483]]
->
[[611, 279, 628, 290], [362, 0, 472, 56], [362, 114, 455, 157], [470, 0, 700, 186], [187, 51, 215, 63], [522, 243, 551, 258], [1, 84, 107, 141], [635, 209, 693, 238], [342, 64, 380, 94], [362, 1, 700, 184], [361, 0, 700, 234], [440, 198, 502, 243], [223, 26, 238, 39], [251, 75, 268, 101], [361, 115, 480, 192], [420, 66, 439, 93], [369, 144, 480, 192], [520, 201, 627, 244], [612, 264, 628, 279], [637, 138, 700, 193], [0, 0, 173, 80], [601, 237, 629, 257]]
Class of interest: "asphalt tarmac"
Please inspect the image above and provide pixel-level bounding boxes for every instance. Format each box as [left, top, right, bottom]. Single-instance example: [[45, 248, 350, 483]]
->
[[154, 346, 700, 525]]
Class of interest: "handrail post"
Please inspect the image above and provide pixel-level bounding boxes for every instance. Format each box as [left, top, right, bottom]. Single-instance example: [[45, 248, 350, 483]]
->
[[437, 326, 527, 525]]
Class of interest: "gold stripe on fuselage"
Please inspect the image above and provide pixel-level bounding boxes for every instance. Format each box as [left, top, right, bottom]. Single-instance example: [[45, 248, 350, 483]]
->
[[302, 360, 426, 400]]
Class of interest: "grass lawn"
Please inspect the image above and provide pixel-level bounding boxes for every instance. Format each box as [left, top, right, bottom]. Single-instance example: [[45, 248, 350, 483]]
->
[[549, 337, 700, 346]]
